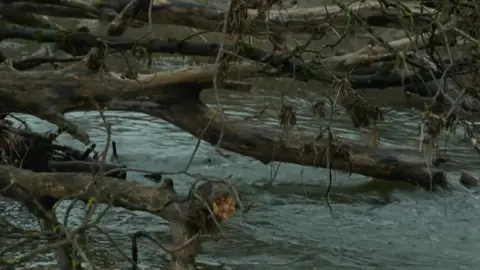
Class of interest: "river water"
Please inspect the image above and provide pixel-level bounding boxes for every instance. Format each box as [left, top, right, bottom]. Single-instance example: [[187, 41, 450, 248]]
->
[[2, 1, 480, 270]]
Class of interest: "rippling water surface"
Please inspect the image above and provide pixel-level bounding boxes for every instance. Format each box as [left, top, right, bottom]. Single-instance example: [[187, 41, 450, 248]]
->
[[2, 1, 480, 269]]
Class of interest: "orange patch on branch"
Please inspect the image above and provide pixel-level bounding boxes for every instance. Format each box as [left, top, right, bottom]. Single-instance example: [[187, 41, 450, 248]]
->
[[212, 195, 235, 221]]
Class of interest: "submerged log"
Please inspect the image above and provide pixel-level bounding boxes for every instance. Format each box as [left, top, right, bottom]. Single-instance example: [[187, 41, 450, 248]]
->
[[405, 79, 480, 114]]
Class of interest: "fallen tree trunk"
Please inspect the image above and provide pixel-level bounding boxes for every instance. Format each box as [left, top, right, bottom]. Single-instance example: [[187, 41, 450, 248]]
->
[[0, 165, 237, 269], [0, 62, 447, 188]]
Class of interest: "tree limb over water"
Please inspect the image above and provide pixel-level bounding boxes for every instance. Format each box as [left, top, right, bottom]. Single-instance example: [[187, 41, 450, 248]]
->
[[1, 0, 480, 268]]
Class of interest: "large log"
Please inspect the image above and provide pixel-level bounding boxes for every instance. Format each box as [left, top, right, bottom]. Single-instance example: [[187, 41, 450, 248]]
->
[[0, 165, 237, 269], [0, 64, 447, 189], [0, 165, 232, 223]]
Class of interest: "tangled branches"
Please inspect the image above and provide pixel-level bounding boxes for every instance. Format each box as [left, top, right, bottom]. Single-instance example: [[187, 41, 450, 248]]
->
[[3, 0, 480, 268]]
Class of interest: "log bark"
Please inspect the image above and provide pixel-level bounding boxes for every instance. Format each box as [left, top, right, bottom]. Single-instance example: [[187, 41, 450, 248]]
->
[[0, 165, 220, 222]]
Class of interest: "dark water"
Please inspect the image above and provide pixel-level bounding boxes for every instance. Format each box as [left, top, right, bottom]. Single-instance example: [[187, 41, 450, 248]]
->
[[2, 2, 480, 270]]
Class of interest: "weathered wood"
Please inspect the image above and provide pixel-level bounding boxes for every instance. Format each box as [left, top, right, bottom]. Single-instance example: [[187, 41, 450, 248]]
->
[[0, 166, 179, 220]]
